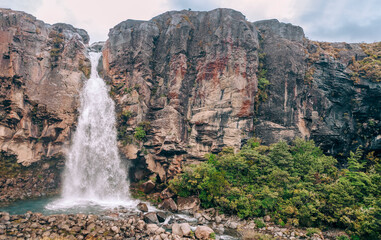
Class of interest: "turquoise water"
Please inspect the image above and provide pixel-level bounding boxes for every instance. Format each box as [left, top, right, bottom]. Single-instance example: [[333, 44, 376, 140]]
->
[[0, 197, 58, 215], [0, 197, 138, 215]]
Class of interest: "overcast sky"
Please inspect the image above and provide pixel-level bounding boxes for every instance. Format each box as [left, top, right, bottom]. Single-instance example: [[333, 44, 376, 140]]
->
[[0, 0, 380, 43]]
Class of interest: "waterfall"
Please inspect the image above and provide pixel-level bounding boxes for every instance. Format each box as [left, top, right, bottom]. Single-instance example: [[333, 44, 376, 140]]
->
[[47, 51, 133, 209]]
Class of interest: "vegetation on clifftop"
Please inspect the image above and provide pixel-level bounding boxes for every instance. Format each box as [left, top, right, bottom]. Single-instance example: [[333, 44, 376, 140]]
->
[[169, 138, 381, 239], [351, 42, 381, 83]]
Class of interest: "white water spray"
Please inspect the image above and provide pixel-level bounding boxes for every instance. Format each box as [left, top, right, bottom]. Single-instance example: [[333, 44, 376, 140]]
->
[[47, 52, 134, 209]]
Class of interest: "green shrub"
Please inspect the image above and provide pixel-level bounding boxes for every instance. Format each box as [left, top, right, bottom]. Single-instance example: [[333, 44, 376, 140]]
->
[[254, 52, 270, 112], [169, 138, 381, 239], [306, 228, 321, 236], [336, 236, 350, 240], [134, 126, 146, 141], [350, 42, 381, 83], [240, 230, 275, 240], [254, 219, 266, 228], [117, 110, 135, 143]]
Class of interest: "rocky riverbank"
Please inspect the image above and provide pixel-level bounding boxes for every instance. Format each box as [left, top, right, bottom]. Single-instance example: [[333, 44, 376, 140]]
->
[[0, 198, 349, 240], [0, 209, 217, 240]]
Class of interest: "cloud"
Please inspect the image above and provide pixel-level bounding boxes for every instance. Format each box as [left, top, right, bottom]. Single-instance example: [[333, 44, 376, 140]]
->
[[1, 0, 172, 42], [169, 0, 381, 42], [1, 0, 380, 43], [293, 0, 381, 42], [35, 0, 173, 42], [0, 0, 42, 12], [307, 17, 381, 43]]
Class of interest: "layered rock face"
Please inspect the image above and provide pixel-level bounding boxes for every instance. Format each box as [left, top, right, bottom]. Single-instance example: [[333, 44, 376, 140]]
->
[[0, 9, 89, 201], [102, 9, 259, 181], [254, 19, 381, 157], [103, 9, 381, 181]]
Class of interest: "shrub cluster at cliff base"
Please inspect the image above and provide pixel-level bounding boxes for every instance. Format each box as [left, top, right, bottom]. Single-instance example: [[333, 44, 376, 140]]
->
[[169, 138, 381, 239]]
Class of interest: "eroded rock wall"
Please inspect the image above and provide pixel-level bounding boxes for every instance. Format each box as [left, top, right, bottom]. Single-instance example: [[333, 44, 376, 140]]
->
[[102, 9, 260, 181], [254, 19, 381, 157], [0, 9, 90, 202], [103, 10, 381, 181]]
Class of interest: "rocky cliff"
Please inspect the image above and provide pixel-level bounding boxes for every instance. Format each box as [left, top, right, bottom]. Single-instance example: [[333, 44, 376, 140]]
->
[[0, 9, 89, 201], [0, 8, 380, 201], [102, 9, 380, 181], [254, 19, 381, 159], [102, 9, 260, 181]]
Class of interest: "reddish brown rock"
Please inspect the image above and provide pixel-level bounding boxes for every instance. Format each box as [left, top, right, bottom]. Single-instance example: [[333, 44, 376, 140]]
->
[[142, 180, 155, 194], [160, 188, 174, 200], [158, 198, 177, 212], [102, 9, 259, 181], [0, 9, 89, 166], [177, 196, 200, 212], [137, 202, 148, 212]]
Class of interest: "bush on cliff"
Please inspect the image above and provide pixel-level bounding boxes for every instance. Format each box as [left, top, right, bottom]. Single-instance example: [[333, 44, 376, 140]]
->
[[169, 138, 381, 239]]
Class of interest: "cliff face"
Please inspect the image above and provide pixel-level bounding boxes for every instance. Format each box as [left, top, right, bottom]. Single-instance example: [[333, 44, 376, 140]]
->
[[0, 8, 380, 199], [254, 19, 381, 157], [102, 9, 259, 180], [0, 9, 89, 201], [102, 9, 381, 181]]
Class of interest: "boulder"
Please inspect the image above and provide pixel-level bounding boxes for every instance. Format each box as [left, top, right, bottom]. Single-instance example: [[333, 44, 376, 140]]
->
[[111, 226, 119, 233], [158, 198, 178, 212], [156, 212, 167, 223], [143, 212, 159, 224], [180, 223, 192, 236], [137, 202, 149, 212], [136, 220, 146, 230], [172, 223, 182, 236], [142, 180, 155, 194], [227, 221, 238, 229], [160, 188, 174, 199], [177, 196, 200, 212], [155, 227, 165, 235], [146, 223, 159, 234], [195, 226, 214, 240]]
